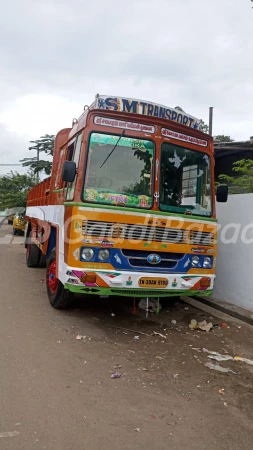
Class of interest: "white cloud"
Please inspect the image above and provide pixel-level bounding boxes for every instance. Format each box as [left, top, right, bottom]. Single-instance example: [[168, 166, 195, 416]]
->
[[0, 0, 252, 178]]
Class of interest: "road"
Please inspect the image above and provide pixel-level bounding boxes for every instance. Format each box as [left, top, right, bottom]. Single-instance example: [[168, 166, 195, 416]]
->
[[1, 218, 253, 449]]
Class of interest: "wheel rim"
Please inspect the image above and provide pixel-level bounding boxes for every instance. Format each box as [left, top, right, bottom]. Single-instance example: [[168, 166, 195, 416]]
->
[[47, 259, 58, 295]]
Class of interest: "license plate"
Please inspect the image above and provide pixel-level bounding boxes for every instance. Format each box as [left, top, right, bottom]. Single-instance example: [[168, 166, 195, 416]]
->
[[138, 277, 168, 288]]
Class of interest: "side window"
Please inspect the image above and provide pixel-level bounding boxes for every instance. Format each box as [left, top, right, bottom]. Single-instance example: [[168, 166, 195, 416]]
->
[[66, 133, 83, 201], [55, 148, 67, 189]]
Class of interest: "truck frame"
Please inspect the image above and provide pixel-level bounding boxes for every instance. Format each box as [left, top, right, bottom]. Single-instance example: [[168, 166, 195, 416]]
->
[[25, 94, 227, 308]]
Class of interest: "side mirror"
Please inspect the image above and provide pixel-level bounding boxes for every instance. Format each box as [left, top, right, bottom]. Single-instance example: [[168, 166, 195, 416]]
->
[[62, 161, 76, 183], [216, 184, 228, 203]]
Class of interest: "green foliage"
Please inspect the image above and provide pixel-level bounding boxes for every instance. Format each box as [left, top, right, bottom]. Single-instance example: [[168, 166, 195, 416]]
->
[[219, 159, 253, 194], [20, 134, 55, 176], [29, 134, 55, 156], [199, 120, 209, 134], [0, 171, 36, 209], [214, 135, 234, 143], [20, 157, 52, 175]]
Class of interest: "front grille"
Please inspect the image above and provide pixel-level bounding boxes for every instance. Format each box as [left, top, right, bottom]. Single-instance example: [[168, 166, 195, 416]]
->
[[82, 220, 184, 244], [129, 259, 177, 269], [190, 231, 214, 246], [111, 289, 170, 296], [122, 249, 183, 260]]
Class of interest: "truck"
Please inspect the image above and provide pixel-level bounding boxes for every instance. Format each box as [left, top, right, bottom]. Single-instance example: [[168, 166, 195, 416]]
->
[[25, 94, 228, 309]]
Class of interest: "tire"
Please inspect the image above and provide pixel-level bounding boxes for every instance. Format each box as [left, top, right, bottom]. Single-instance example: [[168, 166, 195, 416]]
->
[[26, 232, 40, 267], [46, 249, 74, 309], [38, 252, 47, 268]]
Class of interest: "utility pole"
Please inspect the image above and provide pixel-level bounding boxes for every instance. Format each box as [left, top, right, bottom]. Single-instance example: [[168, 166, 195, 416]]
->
[[209, 107, 214, 136]]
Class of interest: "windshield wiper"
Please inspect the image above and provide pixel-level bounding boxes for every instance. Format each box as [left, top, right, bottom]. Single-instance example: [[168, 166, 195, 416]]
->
[[100, 129, 125, 169]]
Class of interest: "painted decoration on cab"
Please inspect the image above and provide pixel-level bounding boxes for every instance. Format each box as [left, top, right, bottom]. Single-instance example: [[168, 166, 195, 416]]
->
[[96, 95, 200, 129], [83, 188, 151, 208]]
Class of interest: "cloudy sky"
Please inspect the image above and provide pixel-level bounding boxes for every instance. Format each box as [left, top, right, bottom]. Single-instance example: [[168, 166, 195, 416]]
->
[[0, 0, 252, 175]]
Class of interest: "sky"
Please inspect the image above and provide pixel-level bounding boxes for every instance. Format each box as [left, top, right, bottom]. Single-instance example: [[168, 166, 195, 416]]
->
[[0, 0, 252, 175]]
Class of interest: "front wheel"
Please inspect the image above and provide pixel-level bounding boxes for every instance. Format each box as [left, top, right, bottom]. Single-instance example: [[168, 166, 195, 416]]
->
[[46, 249, 74, 309]]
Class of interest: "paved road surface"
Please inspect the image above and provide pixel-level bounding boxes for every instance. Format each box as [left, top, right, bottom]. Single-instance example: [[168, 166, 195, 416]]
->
[[1, 220, 253, 449]]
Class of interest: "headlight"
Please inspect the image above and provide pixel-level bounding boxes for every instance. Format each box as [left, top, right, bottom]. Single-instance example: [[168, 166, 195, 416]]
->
[[192, 256, 200, 267], [203, 257, 212, 268], [98, 249, 110, 261], [81, 248, 94, 261]]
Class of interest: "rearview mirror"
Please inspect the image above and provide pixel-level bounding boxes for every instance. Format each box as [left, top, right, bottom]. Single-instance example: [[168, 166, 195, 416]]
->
[[216, 184, 228, 203], [62, 161, 76, 183]]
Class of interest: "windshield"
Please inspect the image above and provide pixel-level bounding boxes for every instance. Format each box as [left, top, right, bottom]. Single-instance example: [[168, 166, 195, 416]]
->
[[160, 143, 212, 217], [83, 133, 154, 208]]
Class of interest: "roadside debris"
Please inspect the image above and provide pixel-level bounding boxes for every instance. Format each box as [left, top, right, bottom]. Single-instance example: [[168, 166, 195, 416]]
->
[[114, 364, 122, 369], [156, 356, 164, 360], [234, 356, 253, 366], [105, 324, 150, 336], [111, 313, 115, 317], [189, 319, 213, 332], [76, 335, 86, 340], [135, 428, 141, 432], [134, 336, 140, 340], [203, 348, 253, 366], [139, 298, 161, 314], [153, 332, 167, 339], [221, 322, 229, 328], [111, 372, 121, 379], [204, 362, 239, 374], [207, 354, 233, 362], [171, 320, 177, 325], [219, 389, 225, 395]]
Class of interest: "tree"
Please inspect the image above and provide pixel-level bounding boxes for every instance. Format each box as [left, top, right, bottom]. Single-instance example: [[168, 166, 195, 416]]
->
[[0, 171, 36, 209], [219, 159, 253, 194], [214, 135, 234, 143], [20, 134, 55, 176], [199, 120, 209, 134]]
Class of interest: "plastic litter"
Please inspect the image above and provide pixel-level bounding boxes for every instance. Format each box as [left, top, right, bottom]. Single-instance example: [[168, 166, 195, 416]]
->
[[204, 349, 253, 366], [171, 320, 177, 325], [219, 389, 225, 394], [234, 356, 253, 366], [207, 355, 233, 362], [135, 428, 140, 432], [221, 322, 229, 328], [111, 372, 121, 379], [189, 319, 213, 332], [204, 361, 239, 374], [134, 336, 140, 340], [76, 335, 86, 340], [153, 332, 167, 339]]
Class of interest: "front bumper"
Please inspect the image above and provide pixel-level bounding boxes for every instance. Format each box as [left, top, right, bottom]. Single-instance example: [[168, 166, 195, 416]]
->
[[64, 268, 214, 297]]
